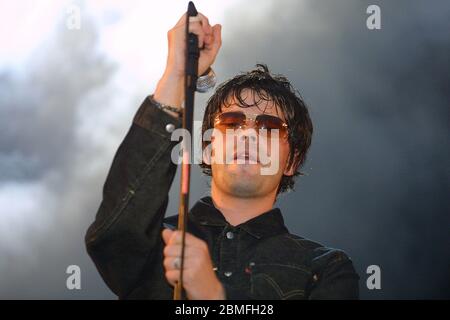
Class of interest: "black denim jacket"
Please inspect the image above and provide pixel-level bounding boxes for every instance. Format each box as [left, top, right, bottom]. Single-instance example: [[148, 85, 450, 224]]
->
[[85, 96, 360, 300]]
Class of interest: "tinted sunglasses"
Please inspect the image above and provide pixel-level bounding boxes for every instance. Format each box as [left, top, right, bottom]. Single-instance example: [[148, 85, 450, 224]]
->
[[214, 111, 288, 138]]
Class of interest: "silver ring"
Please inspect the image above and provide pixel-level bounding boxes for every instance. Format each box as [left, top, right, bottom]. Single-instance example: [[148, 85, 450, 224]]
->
[[173, 257, 181, 270]]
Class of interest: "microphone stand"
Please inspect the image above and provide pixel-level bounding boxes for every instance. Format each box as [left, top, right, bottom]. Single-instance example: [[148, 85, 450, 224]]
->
[[173, 1, 199, 300]]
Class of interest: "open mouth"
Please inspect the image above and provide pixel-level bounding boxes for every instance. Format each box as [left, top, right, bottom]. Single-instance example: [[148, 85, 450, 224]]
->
[[233, 152, 259, 164]]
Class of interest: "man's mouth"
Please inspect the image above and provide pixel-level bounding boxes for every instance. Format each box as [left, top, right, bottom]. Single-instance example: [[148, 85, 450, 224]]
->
[[233, 152, 259, 164]]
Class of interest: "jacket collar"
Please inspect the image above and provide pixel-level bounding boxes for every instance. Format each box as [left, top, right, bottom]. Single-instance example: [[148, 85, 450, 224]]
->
[[190, 196, 289, 239]]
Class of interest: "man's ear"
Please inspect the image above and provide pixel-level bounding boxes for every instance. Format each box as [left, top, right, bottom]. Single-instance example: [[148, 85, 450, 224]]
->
[[283, 150, 300, 176]]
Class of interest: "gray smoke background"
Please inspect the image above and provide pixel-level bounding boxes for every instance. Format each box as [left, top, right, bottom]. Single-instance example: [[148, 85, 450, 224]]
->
[[0, 0, 449, 299]]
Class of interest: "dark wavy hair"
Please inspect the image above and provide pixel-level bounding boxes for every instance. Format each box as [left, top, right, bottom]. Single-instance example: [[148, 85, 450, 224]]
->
[[199, 64, 313, 195]]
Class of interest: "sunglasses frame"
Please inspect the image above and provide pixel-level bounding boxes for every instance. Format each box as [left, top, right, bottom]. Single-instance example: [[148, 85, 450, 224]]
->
[[213, 111, 289, 137]]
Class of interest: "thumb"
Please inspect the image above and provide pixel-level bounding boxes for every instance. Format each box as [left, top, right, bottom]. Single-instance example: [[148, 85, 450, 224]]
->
[[162, 228, 173, 244], [211, 24, 222, 51]]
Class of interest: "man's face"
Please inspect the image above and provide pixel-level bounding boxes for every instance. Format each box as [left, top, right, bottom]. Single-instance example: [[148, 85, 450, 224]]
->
[[207, 89, 295, 198]]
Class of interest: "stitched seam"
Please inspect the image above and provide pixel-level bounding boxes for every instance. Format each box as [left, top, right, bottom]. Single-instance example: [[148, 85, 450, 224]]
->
[[87, 139, 171, 243], [261, 274, 305, 300], [284, 234, 311, 250], [254, 273, 284, 299], [282, 290, 305, 299], [252, 273, 307, 299], [256, 263, 311, 276]]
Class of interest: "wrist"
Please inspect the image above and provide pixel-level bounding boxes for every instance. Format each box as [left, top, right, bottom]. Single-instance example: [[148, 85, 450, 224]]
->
[[149, 94, 183, 118], [162, 67, 185, 83], [154, 71, 184, 108]]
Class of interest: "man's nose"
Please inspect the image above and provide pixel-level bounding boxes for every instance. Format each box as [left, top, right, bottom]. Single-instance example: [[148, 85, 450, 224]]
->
[[237, 127, 258, 142]]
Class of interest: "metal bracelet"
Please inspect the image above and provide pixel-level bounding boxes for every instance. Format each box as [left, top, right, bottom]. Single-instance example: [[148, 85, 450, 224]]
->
[[149, 94, 183, 117]]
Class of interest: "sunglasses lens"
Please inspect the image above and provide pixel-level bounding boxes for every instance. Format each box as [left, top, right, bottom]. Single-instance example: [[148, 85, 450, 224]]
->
[[256, 114, 288, 137], [215, 112, 288, 138], [215, 112, 246, 130]]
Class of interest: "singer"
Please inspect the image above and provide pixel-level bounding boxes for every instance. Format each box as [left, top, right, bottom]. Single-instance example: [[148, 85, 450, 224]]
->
[[85, 9, 359, 300]]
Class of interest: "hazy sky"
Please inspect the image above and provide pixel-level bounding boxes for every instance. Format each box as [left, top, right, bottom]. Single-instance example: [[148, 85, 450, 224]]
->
[[0, 0, 449, 299]]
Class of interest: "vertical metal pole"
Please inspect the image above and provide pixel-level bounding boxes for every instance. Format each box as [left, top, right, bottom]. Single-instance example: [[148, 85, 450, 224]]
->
[[173, 1, 199, 300]]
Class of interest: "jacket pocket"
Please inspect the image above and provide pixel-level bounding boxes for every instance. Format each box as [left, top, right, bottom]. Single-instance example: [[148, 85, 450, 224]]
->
[[249, 262, 312, 300]]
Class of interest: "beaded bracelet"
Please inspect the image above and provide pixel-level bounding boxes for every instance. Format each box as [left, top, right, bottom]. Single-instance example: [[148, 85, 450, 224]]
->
[[149, 94, 183, 117]]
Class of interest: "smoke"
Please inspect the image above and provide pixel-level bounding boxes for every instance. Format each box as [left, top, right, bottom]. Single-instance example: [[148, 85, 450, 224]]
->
[[0, 0, 448, 299], [0, 15, 117, 298]]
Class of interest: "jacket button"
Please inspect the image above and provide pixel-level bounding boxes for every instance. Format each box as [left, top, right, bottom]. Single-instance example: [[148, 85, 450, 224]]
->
[[224, 271, 233, 277], [165, 123, 175, 133], [226, 231, 234, 239]]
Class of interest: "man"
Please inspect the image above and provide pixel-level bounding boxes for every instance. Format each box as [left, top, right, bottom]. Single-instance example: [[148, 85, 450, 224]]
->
[[85, 11, 359, 300]]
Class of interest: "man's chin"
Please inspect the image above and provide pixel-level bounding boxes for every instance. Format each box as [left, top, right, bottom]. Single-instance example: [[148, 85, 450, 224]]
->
[[226, 180, 262, 197], [226, 163, 261, 175]]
